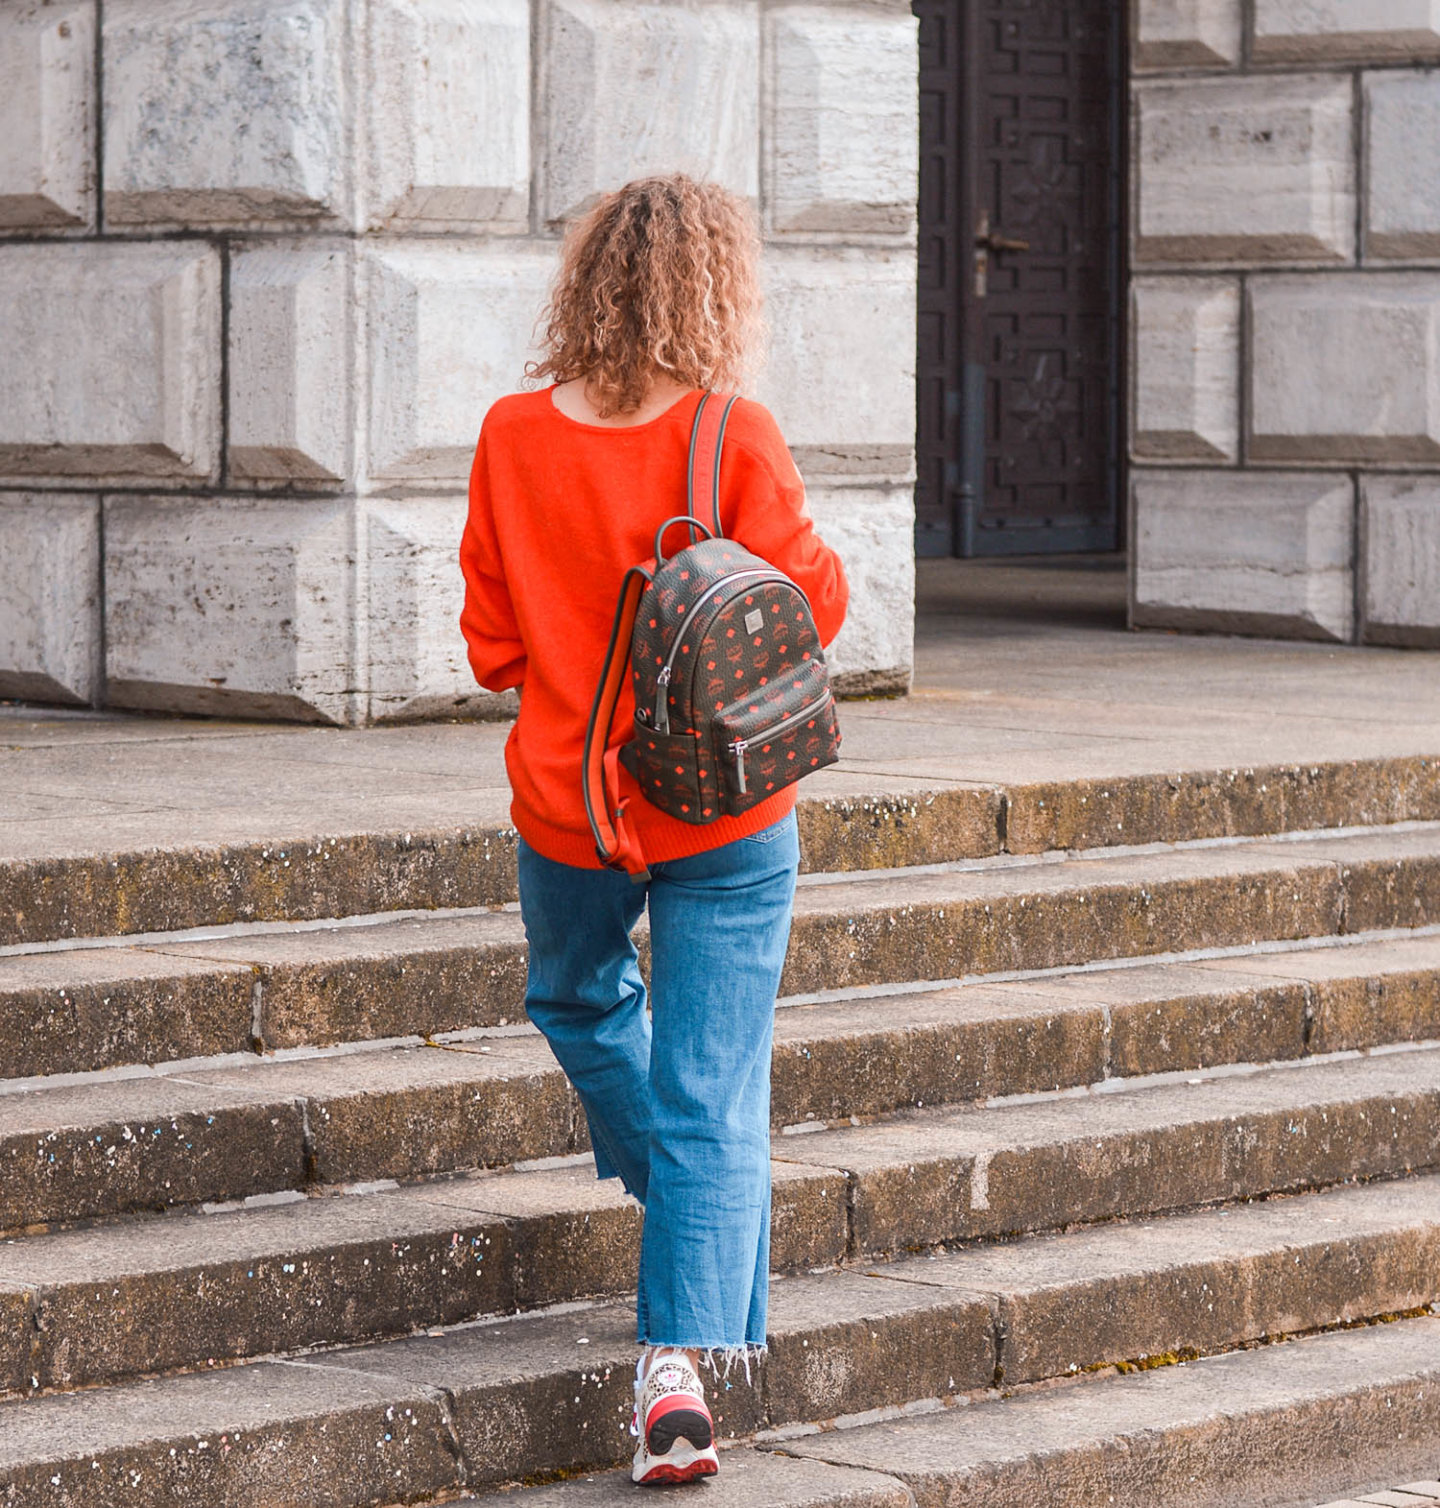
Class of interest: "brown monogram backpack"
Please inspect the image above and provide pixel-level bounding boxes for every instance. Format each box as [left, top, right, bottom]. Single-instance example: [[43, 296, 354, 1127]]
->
[[583, 392, 842, 877]]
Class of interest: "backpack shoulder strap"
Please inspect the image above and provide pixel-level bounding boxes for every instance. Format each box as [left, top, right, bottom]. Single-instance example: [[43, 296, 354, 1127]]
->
[[687, 391, 740, 538], [583, 563, 653, 879]]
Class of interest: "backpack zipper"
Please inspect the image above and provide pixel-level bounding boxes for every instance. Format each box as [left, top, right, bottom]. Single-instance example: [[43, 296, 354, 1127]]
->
[[653, 568, 788, 733], [729, 691, 833, 794]]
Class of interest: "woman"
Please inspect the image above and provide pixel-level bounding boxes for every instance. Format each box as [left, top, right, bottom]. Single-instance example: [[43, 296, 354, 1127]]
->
[[458, 174, 848, 1486]]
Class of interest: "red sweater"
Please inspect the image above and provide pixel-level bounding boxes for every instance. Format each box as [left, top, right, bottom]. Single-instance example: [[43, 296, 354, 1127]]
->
[[459, 387, 849, 868]]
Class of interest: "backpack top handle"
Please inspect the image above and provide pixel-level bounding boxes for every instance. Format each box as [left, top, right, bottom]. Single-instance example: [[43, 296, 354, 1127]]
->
[[654, 515, 715, 565], [686, 391, 740, 540]]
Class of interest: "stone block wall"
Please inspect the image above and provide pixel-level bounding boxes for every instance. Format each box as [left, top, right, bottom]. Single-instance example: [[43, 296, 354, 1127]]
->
[[1130, 0, 1440, 646], [0, 0, 917, 721]]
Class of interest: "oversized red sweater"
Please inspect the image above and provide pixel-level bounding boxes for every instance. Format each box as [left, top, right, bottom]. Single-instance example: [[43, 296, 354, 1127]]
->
[[459, 387, 849, 868]]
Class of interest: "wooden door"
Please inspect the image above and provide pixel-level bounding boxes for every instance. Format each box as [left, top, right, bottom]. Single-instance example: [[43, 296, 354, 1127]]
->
[[915, 0, 1124, 558]]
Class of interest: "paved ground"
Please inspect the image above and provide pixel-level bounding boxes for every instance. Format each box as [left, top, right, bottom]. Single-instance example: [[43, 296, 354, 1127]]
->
[[1315, 1484, 1440, 1507], [4, 556, 1438, 863]]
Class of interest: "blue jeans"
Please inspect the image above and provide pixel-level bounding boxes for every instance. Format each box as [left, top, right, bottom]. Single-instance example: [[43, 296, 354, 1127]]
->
[[517, 813, 799, 1352]]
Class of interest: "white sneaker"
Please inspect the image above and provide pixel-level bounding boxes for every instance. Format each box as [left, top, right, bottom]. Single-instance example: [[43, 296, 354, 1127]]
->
[[631, 1352, 719, 1486]]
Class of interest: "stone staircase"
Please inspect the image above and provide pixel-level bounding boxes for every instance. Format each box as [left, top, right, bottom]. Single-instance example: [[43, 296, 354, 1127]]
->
[[1, 755, 1439, 1507]]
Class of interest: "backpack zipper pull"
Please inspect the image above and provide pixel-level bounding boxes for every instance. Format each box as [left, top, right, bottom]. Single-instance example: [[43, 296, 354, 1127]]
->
[[732, 739, 748, 794], [654, 666, 672, 734]]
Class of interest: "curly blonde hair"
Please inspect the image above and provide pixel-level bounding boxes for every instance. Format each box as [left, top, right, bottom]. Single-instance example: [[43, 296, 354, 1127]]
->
[[527, 175, 764, 417]]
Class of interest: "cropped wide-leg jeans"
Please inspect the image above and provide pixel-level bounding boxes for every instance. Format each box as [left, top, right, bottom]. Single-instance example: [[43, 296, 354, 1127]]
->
[[517, 813, 800, 1353]]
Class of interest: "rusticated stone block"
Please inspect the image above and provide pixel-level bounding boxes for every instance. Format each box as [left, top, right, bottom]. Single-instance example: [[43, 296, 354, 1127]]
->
[[1135, 0, 1243, 68], [367, 0, 529, 232], [365, 496, 508, 721], [541, 0, 759, 222], [0, 493, 99, 705], [364, 240, 556, 483], [758, 246, 916, 475], [806, 484, 914, 696], [1131, 276, 1240, 461], [1362, 476, 1440, 647], [1132, 470, 1354, 641], [1366, 70, 1440, 261], [229, 243, 351, 484], [1134, 74, 1354, 264], [104, 496, 355, 724], [1249, 274, 1440, 463], [103, 0, 346, 229], [1255, 0, 1440, 62], [0, 242, 220, 485], [0, 1, 94, 231], [765, 3, 918, 234]]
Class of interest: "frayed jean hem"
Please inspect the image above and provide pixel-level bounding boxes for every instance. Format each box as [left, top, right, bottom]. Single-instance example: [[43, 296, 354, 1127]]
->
[[638, 1342, 768, 1385]]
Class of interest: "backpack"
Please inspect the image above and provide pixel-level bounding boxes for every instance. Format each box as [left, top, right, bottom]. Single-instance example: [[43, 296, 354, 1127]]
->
[[583, 392, 842, 877]]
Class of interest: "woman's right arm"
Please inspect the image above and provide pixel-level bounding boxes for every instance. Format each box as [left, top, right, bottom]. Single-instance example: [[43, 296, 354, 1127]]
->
[[459, 428, 528, 692], [723, 403, 850, 648]]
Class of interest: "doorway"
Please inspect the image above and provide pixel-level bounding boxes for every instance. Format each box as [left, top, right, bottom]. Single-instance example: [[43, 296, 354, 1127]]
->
[[914, 0, 1126, 559]]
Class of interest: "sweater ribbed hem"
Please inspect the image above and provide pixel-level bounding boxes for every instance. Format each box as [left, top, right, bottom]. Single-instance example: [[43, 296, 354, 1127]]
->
[[514, 788, 798, 871]]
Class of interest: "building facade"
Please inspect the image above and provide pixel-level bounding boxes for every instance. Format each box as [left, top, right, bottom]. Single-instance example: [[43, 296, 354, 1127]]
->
[[1128, 0, 1440, 646], [0, 0, 1435, 727], [0, 0, 919, 723]]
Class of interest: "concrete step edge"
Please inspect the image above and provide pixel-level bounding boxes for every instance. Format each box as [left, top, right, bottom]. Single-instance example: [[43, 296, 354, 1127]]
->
[[4, 753, 1438, 947], [454, 1315, 1440, 1508], [6, 825, 1440, 1077], [1, 1051, 1438, 1389], [11, 916, 1440, 1097], [778, 1314, 1440, 1508], [3, 932, 1440, 1229], [6, 924, 1440, 1177], [1, 1188, 1438, 1502]]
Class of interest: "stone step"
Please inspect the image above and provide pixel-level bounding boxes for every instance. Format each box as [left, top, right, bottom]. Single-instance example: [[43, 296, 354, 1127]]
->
[[7, 912, 1440, 1113], [481, 1317, 1440, 1508], [1313, 1486, 1440, 1508], [7, 824, 1440, 1078], [3, 1046, 1437, 1392], [465, 1453, 913, 1508], [771, 932, 1440, 1125], [778, 1316, 1440, 1508], [4, 754, 1437, 948], [0, 1034, 573, 1232], [782, 826, 1440, 996], [0, 1158, 844, 1395], [1, 909, 531, 1077], [5, 914, 1440, 1232], [2, 1184, 1437, 1503], [772, 1046, 1440, 1255]]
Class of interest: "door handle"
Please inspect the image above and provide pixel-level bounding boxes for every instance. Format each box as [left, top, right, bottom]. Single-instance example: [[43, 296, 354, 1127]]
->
[[976, 232, 1030, 253], [972, 210, 1028, 293]]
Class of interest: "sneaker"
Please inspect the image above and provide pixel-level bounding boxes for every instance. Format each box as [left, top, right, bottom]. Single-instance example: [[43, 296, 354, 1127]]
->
[[631, 1352, 719, 1486]]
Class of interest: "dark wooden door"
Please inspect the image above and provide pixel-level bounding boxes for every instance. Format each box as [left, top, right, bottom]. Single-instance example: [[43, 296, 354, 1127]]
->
[[915, 0, 1123, 558]]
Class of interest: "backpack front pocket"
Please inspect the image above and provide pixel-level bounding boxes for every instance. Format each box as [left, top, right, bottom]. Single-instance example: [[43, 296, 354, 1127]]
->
[[621, 723, 724, 824], [715, 659, 840, 809]]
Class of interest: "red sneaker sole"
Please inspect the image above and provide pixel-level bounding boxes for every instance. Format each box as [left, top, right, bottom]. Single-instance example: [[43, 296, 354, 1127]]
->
[[636, 1457, 719, 1486]]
